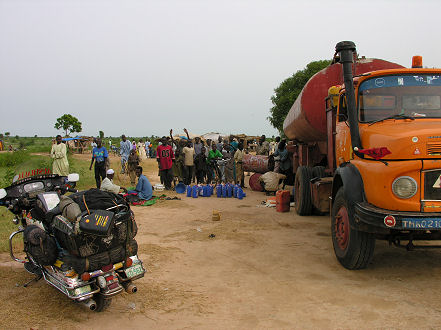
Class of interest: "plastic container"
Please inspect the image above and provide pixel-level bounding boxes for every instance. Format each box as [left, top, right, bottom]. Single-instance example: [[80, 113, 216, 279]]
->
[[222, 185, 227, 198], [176, 182, 186, 194], [227, 184, 232, 198], [153, 184, 165, 191], [237, 187, 244, 200], [186, 185, 192, 197], [192, 185, 198, 198], [216, 184, 222, 198], [233, 185, 238, 198], [276, 190, 290, 212]]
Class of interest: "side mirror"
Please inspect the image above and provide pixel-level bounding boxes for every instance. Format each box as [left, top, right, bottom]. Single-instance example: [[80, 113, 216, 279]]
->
[[0, 188, 7, 199], [67, 173, 80, 182]]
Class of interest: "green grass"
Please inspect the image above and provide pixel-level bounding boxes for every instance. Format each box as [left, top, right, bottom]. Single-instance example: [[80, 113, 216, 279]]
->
[[0, 207, 22, 253], [68, 154, 97, 190]]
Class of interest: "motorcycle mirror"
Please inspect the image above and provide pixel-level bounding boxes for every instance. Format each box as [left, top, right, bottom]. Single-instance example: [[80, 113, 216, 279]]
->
[[67, 173, 80, 182], [0, 189, 6, 199]]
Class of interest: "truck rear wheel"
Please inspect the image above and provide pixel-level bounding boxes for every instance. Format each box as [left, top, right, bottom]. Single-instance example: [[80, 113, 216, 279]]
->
[[295, 166, 313, 215], [331, 187, 375, 269]]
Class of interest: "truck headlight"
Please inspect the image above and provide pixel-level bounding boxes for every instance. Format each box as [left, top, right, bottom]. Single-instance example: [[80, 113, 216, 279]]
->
[[392, 176, 417, 199]]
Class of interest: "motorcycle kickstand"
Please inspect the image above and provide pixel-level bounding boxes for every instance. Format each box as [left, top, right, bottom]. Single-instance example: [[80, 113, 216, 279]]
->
[[23, 273, 42, 287]]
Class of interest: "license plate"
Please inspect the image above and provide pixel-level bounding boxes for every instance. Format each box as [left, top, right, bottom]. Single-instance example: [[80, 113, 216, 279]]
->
[[74, 285, 91, 296], [125, 264, 144, 278], [402, 218, 441, 229]]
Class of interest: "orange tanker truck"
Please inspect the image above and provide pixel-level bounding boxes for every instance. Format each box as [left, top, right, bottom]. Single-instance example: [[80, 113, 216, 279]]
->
[[284, 41, 441, 269]]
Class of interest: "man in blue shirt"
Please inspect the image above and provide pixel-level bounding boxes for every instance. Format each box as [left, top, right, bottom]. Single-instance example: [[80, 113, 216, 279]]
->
[[128, 166, 153, 200], [120, 134, 132, 174], [89, 138, 108, 188]]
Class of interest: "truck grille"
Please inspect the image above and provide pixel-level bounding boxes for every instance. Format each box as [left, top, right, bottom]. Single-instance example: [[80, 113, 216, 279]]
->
[[423, 169, 441, 201], [427, 142, 441, 155]]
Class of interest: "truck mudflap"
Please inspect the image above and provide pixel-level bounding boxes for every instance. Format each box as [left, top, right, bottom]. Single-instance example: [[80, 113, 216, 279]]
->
[[354, 201, 441, 234]]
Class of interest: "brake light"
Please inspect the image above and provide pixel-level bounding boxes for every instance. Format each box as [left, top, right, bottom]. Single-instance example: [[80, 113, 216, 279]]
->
[[81, 272, 91, 281]]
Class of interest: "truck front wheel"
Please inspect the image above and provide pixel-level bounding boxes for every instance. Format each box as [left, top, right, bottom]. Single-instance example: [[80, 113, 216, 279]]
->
[[331, 188, 375, 269]]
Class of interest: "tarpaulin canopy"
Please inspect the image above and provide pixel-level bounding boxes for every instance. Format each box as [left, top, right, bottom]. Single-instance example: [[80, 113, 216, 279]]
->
[[62, 136, 86, 141]]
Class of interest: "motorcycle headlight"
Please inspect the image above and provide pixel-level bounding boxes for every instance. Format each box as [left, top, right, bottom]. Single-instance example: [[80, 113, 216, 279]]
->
[[392, 176, 418, 199]]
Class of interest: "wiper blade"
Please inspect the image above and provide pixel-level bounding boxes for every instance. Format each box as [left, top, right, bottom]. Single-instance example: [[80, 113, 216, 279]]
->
[[368, 114, 415, 126]]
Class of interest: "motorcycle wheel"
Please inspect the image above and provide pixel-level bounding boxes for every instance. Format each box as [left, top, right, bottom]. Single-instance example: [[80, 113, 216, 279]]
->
[[94, 294, 112, 312]]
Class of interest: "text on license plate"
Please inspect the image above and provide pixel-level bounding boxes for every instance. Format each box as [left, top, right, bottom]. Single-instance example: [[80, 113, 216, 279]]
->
[[125, 264, 144, 278], [402, 218, 441, 229]]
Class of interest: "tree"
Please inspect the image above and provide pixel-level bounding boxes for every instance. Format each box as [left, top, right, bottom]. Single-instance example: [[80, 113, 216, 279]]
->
[[99, 130, 104, 139], [268, 59, 331, 134], [5, 132, 10, 137], [54, 114, 82, 137]]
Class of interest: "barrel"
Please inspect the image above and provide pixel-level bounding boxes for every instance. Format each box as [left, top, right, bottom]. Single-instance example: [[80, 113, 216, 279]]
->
[[243, 154, 273, 173], [249, 173, 263, 191], [283, 58, 404, 142], [276, 190, 290, 212]]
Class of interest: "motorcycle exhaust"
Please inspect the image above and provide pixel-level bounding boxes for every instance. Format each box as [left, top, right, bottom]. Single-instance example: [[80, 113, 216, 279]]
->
[[122, 282, 137, 294], [82, 299, 97, 311]]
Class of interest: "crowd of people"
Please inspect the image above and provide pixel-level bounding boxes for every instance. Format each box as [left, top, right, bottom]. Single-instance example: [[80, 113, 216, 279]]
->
[[51, 131, 292, 201], [152, 129, 252, 190]]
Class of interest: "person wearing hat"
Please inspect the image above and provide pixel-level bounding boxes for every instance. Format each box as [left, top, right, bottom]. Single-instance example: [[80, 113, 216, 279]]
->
[[101, 169, 127, 194]]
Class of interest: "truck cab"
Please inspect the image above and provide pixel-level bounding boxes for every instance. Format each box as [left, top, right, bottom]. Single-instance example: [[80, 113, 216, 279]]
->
[[285, 41, 441, 269], [331, 43, 441, 269]]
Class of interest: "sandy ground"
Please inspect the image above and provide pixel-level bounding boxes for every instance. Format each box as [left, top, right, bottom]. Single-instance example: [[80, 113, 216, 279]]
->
[[2, 157, 441, 329]]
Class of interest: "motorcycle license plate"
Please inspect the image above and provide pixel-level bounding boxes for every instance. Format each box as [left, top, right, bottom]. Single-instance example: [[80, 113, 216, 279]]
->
[[73, 285, 91, 296], [125, 264, 144, 278]]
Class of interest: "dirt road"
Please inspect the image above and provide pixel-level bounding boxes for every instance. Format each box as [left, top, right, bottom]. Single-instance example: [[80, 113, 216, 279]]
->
[[2, 160, 441, 329]]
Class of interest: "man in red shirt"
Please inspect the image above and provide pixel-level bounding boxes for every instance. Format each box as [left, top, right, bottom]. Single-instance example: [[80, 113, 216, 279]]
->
[[156, 136, 175, 190]]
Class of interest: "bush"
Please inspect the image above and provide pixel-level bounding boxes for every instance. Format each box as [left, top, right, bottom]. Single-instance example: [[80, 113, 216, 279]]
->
[[0, 151, 27, 167]]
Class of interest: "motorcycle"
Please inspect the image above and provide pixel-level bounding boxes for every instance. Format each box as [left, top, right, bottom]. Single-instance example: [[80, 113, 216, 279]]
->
[[0, 172, 146, 312]]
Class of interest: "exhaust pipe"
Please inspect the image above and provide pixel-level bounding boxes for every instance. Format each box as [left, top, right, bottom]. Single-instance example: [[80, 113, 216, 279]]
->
[[335, 41, 363, 153], [82, 299, 97, 311], [122, 282, 137, 294]]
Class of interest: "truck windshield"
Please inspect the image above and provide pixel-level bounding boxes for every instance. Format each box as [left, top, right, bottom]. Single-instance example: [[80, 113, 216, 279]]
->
[[358, 74, 441, 122]]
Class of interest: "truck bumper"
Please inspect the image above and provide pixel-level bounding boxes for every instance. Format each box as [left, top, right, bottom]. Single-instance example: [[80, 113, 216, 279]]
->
[[354, 202, 441, 234]]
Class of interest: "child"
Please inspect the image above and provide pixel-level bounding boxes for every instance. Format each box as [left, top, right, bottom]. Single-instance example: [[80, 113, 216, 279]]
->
[[194, 146, 208, 184]]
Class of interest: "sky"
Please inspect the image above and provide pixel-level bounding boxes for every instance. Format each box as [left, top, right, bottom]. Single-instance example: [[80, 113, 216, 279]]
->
[[1, 0, 440, 138]]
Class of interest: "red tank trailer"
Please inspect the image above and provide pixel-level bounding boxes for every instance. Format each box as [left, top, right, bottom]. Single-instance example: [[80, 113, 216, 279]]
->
[[283, 58, 404, 143]]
